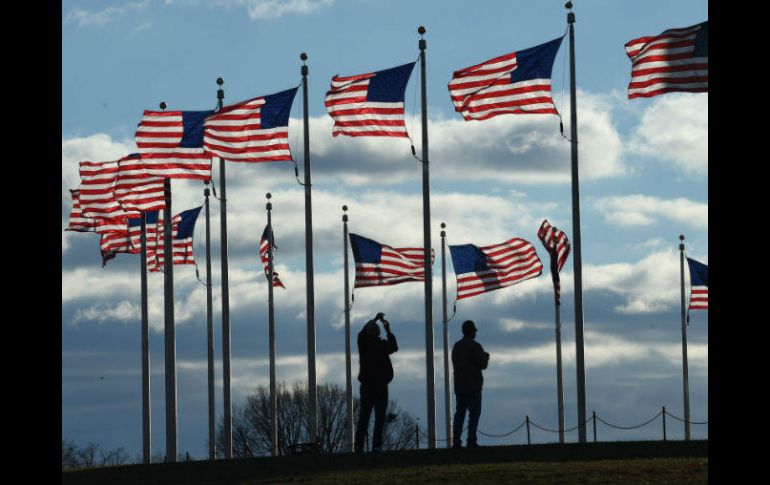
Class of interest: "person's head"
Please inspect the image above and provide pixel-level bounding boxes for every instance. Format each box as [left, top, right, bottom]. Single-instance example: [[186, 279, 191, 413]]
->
[[461, 320, 477, 338], [364, 319, 381, 338]]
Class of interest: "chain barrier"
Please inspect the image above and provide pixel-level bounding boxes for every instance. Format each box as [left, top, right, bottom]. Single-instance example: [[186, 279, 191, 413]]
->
[[665, 412, 708, 425], [594, 411, 663, 430], [410, 410, 705, 446]]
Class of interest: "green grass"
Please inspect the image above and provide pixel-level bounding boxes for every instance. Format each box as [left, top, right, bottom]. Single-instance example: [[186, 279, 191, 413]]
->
[[257, 458, 708, 484]]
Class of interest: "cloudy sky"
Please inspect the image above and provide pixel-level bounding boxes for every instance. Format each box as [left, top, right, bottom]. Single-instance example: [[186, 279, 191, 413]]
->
[[62, 0, 708, 458]]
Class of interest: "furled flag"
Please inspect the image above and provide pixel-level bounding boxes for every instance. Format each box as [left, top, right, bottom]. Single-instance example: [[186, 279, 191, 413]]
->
[[204, 87, 298, 162], [625, 21, 708, 99], [686, 257, 708, 310], [135, 109, 215, 179], [448, 37, 563, 121], [153, 207, 202, 271], [325, 62, 415, 137], [537, 220, 571, 305], [349, 233, 433, 288], [449, 237, 543, 300], [259, 225, 285, 288], [66, 190, 97, 232]]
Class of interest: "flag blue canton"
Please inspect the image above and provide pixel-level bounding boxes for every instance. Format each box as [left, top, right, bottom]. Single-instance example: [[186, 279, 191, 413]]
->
[[509, 37, 563, 84], [175, 206, 202, 239], [448, 244, 490, 273], [180, 111, 215, 148], [350, 233, 383, 264], [260, 87, 299, 129], [367, 63, 416, 102]]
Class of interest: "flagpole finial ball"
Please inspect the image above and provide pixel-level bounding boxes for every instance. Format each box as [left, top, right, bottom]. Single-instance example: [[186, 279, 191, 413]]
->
[[679, 234, 685, 241], [159, 101, 167, 110], [204, 188, 210, 197], [565, 2, 573, 9], [440, 222, 445, 229], [266, 193, 272, 200], [300, 53, 308, 61], [216, 77, 224, 86], [418, 26, 426, 35], [342, 205, 348, 212]]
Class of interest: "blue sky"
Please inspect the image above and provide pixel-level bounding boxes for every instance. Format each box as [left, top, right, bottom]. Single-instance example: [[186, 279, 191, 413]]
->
[[62, 0, 708, 458]]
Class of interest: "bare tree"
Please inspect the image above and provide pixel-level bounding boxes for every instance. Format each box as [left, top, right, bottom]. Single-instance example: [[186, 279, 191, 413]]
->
[[216, 382, 418, 457], [61, 439, 131, 469]]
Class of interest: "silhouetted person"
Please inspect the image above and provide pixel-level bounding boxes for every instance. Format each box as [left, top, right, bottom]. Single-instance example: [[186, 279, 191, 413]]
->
[[452, 320, 489, 448], [355, 312, 398, 452]]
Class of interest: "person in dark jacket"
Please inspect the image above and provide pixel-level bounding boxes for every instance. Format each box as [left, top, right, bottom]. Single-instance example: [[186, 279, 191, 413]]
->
[[355, 312, 398, 452], [452, 320, 490, 448]]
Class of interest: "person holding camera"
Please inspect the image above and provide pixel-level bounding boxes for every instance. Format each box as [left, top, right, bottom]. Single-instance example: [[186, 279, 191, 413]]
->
[[452, 320, 490, 449], [355, 312, 398, 453]]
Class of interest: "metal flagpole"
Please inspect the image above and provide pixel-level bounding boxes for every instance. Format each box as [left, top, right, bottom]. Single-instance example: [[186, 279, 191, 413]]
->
[[566, 1, 588, 444], [418, 25, 437, 449], [159, 101, 178, 462], [300, 52, 318, 444], [204, 184, 216, 460], [140, 212, 151, 463], [550, 230, 565, 444], [266, 193, 278, 456], [342, 205, 354, 453], [679, 234, 691, 440], [215, 77, 234, 459], [440, 223, 451, 448]]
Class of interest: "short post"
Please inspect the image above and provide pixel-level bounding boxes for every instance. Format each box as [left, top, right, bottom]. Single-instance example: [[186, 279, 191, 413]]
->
[[526, 416, 531, 445], [592, 411, 597, 443], [662, 406, 667, 441]]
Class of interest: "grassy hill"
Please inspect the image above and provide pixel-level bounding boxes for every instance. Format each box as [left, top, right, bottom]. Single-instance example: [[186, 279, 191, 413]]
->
[[63, 439, 708, 484]]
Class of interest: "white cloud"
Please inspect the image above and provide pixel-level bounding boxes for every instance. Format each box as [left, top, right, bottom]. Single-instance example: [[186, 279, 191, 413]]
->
[[64, 1, 151, 27], [628, 94, 708, 175], [592, 195, 708, 228], [213, 0, 334, 19]]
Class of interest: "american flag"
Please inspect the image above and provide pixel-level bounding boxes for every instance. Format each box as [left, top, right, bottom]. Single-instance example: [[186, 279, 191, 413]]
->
[[449, 237, 543, 300], [537, 220, 570, 272], [448, 37, 563, 121], [153, 207, 202, 271], [128, 211, 161, 271], [259, 225, 285, 288], [66, 189, 97, 232], [349, 233, 432, 288], [114, 154, 166, 213], [325, 62, 415, 138], [99, 223, 134, 266], [78, 159, 130, 221], [625, 21, 708, 99], [135, 110, 214, 179], [204, 87, 298, 162], [686, 257, 708, 310]]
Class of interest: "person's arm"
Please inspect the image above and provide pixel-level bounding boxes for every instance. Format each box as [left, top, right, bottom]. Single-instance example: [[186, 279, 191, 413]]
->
[[474, 342, 489, 370], [382, 320, 398, 354]]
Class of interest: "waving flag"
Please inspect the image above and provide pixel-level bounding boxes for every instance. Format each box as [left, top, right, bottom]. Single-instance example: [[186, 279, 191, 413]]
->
[[78, 159, 130, 221], [448, 37, 563, 121], [99, 222, 134, 266], [349, 233, 432, 287], [625, 21, 708, 99], [113, 154, 166, 213], [135, 110, 214, 179], [126, 211, 161, 271], [449, 237, 542, 300], [154, 206, 202, 270], [204, 87, 298, 162], [325, 62, 415, 138], [259, 225, 285, 288], [686, 257, 708, 310], [66, 190, 96, 232]]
